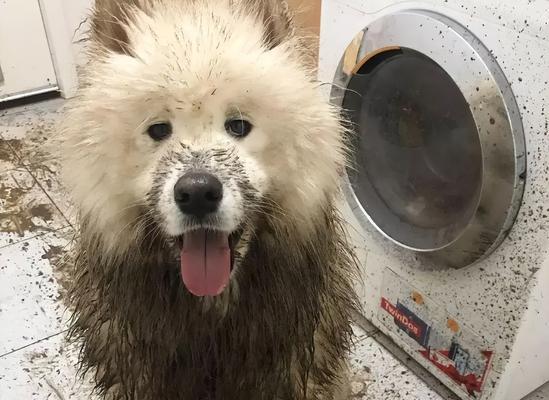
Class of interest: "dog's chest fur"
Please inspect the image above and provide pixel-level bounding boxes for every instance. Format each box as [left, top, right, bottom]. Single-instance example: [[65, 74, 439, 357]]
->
[[69, 215, 357, 400]]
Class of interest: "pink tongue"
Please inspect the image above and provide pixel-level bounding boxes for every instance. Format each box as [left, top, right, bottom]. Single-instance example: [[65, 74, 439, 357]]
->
[[180, 229, 231, 297]]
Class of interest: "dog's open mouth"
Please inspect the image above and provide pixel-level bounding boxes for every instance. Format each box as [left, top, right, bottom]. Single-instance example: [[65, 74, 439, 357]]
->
[[177, 228, 243, 297]]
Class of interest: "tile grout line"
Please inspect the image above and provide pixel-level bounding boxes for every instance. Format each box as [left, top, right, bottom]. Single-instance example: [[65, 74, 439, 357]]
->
[[0, 329, 68, 359], [1, 131, 24, 161], [1, 122, 76, 252], [21, 160, 75, 229], [0, 155, 73, 248], [0, 224, 73, 250], [1, 109, 73, 229]]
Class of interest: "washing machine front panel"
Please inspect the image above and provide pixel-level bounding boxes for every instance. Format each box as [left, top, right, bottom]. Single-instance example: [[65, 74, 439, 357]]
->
[[323, 2, 549, 399], [332, 10, 526, 268]]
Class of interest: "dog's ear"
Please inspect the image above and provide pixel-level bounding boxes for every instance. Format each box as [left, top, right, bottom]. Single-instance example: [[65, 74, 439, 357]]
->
[[242, 0, 295, 49], [90, 0, 152, 55]]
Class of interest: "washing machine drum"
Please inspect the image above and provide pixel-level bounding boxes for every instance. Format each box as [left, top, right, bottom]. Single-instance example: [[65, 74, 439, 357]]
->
[[333, 11, 526, 268]]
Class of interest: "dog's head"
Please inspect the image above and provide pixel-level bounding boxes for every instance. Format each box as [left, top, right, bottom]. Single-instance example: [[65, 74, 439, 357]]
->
[[61, 0, 345, 297]]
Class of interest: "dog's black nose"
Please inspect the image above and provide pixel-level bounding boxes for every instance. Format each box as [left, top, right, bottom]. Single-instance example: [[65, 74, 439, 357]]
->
[[174, 172, 223, 218]]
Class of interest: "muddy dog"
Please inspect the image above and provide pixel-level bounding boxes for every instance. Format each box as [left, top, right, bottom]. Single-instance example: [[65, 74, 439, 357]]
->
[[59, 0, 359, 398]]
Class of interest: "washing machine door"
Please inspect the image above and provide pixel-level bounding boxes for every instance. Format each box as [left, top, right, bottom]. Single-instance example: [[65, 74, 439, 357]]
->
[[332, 10, 526, 268]]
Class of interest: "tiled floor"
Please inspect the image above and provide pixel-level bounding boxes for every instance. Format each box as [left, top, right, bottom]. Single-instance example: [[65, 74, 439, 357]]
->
[[0, 99, 546, 400]]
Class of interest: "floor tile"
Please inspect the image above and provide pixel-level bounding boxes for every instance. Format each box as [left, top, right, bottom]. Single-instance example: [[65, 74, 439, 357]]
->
[[0, 332, 95, 400], [0, 168, 69, 248], [349, 335, 443, 400], [0, 100, 76, 226], [524, 382, 549, 399], [0, 229, 73, 355], [0, 137, 23, 173], [25, 160, 77, 227], [0, 100, 62, 169]]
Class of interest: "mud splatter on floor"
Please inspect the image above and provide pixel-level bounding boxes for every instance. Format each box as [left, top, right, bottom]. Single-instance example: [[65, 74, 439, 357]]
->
[[0, 169, 61, 240], [0, 99, 62, 171], [40, 229, 77, 300], [0, 139, 22, 171]]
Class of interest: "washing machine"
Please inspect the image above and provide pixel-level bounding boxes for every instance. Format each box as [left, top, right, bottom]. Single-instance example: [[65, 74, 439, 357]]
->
[[319, 1, 549, 399]]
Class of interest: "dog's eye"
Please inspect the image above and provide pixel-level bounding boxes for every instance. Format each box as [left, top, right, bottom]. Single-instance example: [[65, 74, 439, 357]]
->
[[225, 119, 253, 138], [147, 122, 172, 141]]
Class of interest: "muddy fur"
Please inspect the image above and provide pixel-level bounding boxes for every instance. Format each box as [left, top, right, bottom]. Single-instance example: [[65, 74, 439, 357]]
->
[[61, 0, 359, 399], [69, 206, 358, 399]]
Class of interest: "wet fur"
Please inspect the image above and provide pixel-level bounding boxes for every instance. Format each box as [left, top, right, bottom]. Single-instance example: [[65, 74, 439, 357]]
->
[[61, 0, 359, 399], [70, 208, 357, 399]]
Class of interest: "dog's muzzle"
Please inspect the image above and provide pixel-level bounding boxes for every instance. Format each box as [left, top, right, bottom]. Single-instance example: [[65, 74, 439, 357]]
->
[[172, 171, 240, 298]]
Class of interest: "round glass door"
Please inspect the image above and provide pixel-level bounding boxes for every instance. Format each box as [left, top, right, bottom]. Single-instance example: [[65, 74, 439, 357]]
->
[[331, 11, 526, 268], [344, 48, 483, 251]]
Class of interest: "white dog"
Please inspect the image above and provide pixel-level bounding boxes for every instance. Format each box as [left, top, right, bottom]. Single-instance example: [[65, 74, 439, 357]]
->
[[59, 1, 358, 399]]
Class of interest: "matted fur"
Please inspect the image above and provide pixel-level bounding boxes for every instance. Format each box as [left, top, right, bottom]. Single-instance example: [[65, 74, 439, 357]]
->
[[60, 0, 359, 399]]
